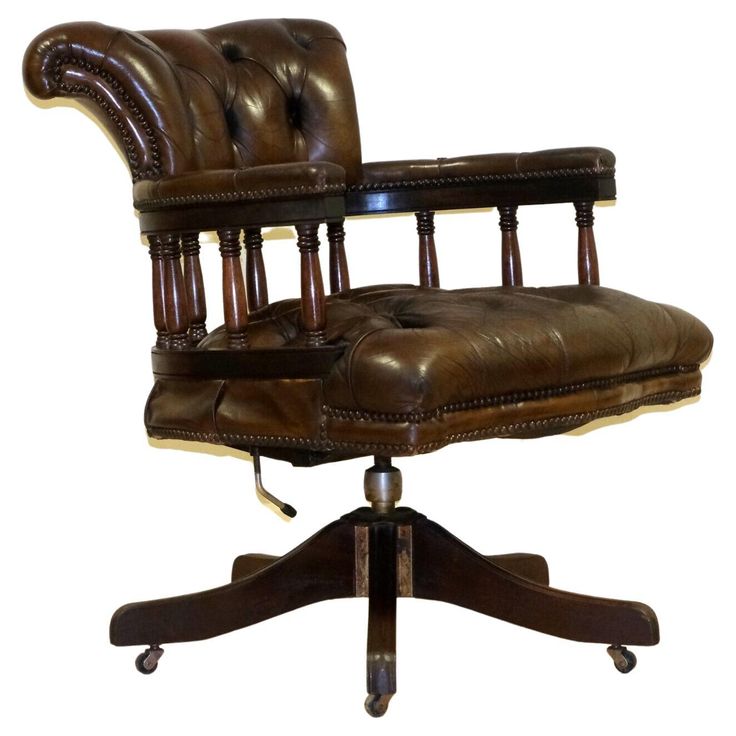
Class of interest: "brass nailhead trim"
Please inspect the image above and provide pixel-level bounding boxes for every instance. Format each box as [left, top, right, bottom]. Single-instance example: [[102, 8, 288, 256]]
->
[[323, 365, 699, 424], [146, 386, 699, 454], [349, 165, 615, 192], [135, 182, 346, 210], [51, 53, 162, 181]]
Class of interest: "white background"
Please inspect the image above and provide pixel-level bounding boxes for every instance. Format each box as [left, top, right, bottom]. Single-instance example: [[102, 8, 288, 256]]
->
[[4, 1, 733, 733]]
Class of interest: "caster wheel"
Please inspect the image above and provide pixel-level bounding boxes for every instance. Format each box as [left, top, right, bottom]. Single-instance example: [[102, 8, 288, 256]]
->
[[135, 646, 164, 675], [607, 645, 637, 673], [364, 693, 393, 717]]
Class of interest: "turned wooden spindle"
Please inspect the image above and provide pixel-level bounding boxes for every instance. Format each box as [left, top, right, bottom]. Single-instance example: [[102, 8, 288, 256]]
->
[[244, 227, 269, 312], [181, 232, 207, 343], [574, 201, 600, 286], [415, 210, 440, 288], [159, 232, 190, 350], [296, 223, 327, 347], [327, 219, 350, 294], [217, 228, 249, 349], [148, 235, 169, 349], [498, 206, 523, 287]]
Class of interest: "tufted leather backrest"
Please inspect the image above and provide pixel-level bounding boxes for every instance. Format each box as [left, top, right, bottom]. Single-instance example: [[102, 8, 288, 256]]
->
[[24, 19, 363, 182]]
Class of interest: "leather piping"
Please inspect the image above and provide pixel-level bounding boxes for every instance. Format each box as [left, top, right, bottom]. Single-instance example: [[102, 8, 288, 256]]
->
[[324, 364, 699, 423]]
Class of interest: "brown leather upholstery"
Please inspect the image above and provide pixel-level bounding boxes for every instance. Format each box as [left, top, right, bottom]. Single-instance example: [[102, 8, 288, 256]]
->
[[355, 147, 615, 192], [22, 18, 712, 468], [146, 284, 712, 463], [133, 162, 345, 210], [24, 20, 614, 217], [24, 19, 363, 183]]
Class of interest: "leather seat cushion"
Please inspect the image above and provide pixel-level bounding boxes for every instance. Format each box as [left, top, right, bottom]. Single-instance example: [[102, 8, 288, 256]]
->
[[145, 285, 712, 460]]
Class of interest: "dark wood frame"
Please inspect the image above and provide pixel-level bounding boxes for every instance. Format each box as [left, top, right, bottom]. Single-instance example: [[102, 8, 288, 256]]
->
[[111, 506, 657, 707], [137, 169, 614, 359]]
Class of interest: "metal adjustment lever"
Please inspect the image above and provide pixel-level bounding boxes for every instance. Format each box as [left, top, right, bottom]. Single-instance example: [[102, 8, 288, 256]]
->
[[251, 448, 297, 518]]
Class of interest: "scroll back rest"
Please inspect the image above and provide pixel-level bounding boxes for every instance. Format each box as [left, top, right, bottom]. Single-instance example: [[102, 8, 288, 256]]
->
[[23, 19, 363, 183]]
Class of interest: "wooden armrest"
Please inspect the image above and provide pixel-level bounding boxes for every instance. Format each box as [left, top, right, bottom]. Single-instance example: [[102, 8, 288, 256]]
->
[[135, 163, 346, 235], [347, 147, 616, 215], [151, 344, 345, 380]]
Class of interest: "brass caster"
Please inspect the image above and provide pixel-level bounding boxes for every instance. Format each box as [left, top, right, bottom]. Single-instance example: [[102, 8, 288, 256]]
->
[[607, 645, 637, 673], [364, 693, 393, 717]]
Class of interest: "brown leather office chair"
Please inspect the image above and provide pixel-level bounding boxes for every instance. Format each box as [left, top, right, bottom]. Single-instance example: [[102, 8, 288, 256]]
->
[[23, 19, 712, 717]]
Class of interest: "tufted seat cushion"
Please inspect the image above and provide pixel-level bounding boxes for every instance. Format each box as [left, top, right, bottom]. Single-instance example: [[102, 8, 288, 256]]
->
[[145, 285, 712, 462]]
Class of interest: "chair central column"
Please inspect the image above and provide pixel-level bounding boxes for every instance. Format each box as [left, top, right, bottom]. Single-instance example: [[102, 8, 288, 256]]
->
[[363, 457, 402, 513]]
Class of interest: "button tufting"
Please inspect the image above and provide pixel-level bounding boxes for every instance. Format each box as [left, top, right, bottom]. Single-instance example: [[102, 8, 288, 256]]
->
[[220, 43, 240, 62], [286, 97, 302, 129], [224, 107, 239, 136], [290, 31, 312, 50]]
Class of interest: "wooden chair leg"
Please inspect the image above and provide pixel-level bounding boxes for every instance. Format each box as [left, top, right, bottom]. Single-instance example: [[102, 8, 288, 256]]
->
[[232, 550, 549, 585], [411, 516, 659, 646], [115, 501, 655, 700], [110, 518, 356, 647], [364, 521, 397, 717], [231, 553, 279, 580], [486, 552, 549, 586]]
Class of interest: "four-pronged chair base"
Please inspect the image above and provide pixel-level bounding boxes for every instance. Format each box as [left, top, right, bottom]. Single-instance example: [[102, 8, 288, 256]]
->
[[111, 506, 658, 716]]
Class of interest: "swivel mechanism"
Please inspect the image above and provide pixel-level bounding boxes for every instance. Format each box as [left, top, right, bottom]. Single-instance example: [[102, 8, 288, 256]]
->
[[364, 456, 402, 513]]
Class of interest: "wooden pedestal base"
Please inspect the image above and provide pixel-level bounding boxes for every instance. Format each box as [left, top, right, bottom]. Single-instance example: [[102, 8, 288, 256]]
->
[[110, 507, 658, 714]]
